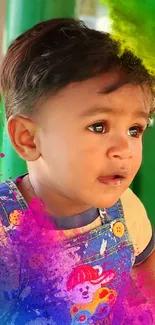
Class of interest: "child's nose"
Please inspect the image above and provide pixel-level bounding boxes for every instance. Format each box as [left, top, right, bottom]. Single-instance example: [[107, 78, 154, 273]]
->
[[107, 136, 133, 160]]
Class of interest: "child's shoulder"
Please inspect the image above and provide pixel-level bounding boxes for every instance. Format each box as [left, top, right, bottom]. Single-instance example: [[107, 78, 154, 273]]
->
[[0, 179, 10, 194], [0, 178, 18, 199], [121, 187, 148, 214], [0, 178, 27, 233], [121, 188, 154, 263], [121, 187, 151, 227]]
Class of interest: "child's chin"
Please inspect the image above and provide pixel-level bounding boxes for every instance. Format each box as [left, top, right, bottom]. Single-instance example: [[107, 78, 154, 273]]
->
[[90, 191, 124, 209]]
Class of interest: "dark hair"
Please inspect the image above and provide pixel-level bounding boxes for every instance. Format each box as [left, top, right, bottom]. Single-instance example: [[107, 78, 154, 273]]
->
[[0, 18, 154, 119]]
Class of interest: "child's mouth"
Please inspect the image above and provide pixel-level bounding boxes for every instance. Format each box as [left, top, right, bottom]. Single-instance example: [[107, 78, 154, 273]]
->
[[98, 175, 125, 186]]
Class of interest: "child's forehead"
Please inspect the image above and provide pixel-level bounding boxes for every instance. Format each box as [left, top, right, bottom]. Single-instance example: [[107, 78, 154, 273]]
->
[[61, 75, 152, 108], [63, 70, 124, 95], [60, 70, 152, 102], [38, 71, 153, 122]]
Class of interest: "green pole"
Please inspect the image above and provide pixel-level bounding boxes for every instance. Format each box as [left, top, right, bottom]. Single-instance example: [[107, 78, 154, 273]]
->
[[1, 0, 76, 182]]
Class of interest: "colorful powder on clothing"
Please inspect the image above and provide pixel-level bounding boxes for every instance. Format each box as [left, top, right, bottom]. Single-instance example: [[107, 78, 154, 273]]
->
[[101, 0, 155, 74], [26, 197, 57, 232], [0, 153, 5, 158], [16, 177, 22, 183]]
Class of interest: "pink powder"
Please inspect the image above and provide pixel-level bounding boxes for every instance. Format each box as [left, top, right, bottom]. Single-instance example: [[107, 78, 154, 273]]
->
[[16, 177, 22, 183]]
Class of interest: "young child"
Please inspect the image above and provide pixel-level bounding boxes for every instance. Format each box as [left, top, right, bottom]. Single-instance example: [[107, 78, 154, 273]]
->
[[0, 18, 155, 325]]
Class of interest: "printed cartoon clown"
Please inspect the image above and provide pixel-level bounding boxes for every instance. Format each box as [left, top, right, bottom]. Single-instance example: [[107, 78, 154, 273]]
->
[[66, 264, 117, 324]]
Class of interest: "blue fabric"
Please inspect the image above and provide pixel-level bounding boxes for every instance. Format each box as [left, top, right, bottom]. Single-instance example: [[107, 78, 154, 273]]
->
[[0, 178, 140, 325]]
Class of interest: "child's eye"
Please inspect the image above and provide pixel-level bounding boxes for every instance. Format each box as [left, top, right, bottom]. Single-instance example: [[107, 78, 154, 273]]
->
[[128, 125, 145, 138], [88, 122, 106, 134]]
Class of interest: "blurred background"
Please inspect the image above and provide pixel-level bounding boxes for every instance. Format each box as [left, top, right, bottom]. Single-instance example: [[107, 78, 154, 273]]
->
[[0, 0, 111, 63], [0, 0, 155, 227]]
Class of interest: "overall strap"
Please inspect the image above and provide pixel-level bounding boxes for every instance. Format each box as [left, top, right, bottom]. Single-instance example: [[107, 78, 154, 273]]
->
[[100, 199, 124, 224], [0, 180, 27, 227]]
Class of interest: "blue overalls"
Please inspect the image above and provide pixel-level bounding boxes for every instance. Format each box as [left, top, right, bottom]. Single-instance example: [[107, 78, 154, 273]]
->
[[0, 178, 146, 325]]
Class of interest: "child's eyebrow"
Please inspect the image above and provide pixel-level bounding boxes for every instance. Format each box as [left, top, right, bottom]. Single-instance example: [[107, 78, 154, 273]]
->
[[79, 106, 113, 117], [134, 111, 150, 121], [79, 106, 150, 121], [98, 80, 128, 94]]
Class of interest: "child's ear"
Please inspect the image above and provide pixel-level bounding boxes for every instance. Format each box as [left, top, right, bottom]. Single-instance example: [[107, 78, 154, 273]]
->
[[7, 115, 41, 161]]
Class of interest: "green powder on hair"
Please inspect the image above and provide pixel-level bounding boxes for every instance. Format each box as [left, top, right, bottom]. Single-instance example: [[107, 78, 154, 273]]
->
[[101, 0, 155, 75]]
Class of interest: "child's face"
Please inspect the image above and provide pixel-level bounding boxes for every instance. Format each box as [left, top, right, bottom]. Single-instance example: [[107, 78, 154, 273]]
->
[[27, 71, 152, 208]]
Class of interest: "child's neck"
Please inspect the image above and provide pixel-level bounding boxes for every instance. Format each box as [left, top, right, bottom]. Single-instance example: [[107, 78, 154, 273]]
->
[[17, 174, 92, 217]]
